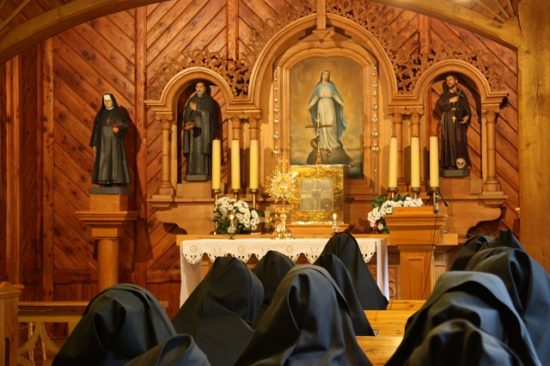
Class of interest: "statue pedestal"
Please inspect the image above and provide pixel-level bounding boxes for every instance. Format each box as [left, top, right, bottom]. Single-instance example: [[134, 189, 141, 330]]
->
[[76, 191, 138, 290], [385, 206, 454, 299]]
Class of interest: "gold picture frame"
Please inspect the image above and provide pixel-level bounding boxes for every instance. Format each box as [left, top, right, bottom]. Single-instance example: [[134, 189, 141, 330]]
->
[[288, 164, 346, 224]]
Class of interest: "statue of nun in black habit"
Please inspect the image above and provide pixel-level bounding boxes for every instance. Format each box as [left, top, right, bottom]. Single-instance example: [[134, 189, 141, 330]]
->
[[90, 93, 131, 186]]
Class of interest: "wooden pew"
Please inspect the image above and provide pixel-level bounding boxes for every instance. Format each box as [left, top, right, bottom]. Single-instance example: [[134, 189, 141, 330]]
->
[[357, 336, 402, 365], [386, 299, 424, 311], [365, 310, 416, 337]]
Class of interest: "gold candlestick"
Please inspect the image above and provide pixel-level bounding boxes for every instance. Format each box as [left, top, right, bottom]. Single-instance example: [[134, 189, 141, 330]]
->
[[251, 189, 257, 209], [410, 187, 420, 199], [387, 187, 398, 201]]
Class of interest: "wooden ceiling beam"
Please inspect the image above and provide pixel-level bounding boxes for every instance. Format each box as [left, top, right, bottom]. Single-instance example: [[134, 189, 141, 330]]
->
[[375, 0, 522, 49], [0, 0, 168, 64]]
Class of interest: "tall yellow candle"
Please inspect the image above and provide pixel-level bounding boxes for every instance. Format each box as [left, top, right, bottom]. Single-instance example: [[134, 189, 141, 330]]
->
[[211, 139, 221, 191], [429, 136, 439, 188], [231, 139, 240, 191], [249, 139, 259, 190], [410, 136, 420, 188], [388, 136, 398, 188]]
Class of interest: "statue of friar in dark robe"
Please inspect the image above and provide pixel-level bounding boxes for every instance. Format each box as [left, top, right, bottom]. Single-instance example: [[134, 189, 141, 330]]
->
[[89, 93, 130, 186], [183, 81, 220, 181], [435, 74, 472, 171]]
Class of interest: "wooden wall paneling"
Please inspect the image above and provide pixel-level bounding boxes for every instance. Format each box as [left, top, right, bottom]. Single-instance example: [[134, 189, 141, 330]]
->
[[40, 38, 55, 300], [19, 47, 42, 299], [227, 0, 238, 59], [4, 56, 21, 284], [0, 62, 6, 281], [134, 6, 148, 287], [49, 10, 137, 297], [146, 0, 212, 69]]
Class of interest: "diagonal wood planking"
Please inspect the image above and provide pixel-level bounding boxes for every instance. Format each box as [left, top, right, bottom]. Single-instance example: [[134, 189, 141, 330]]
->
[[51, 11, 136, 291], [145, 0, 228, 274], [430, 20, 519, 230]]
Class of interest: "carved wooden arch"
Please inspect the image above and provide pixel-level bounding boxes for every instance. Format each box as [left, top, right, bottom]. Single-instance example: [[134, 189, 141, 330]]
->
[[145, 66, 237, 117], [273, 38, 381, 191], [412, 59, 507, 196], [248, 13, 397, 110], [146, 66, 254, 199], [413, 59, 507, 107]]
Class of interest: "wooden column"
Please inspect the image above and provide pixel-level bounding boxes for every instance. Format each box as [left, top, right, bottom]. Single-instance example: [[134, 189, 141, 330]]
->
[[411, 112, 421, 138], [482, 109, 501, 192], [0, 282, 22, 366], [76, 193, 138, 291], [392, 113, 404, 185], [158, 117, 174, 196], [4, 56, 21, 284], [226, 0, 239, 60], [519, 0, 550, 271], [170, 122, 178, 188]]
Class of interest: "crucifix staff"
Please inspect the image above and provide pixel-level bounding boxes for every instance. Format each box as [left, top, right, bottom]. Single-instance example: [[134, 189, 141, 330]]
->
[[306, 113, 332, 164]]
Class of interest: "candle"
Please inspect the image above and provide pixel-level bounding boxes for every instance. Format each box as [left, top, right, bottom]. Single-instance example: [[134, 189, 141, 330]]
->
[[231, 139, 240, 191], [410, 136, 420, 188], [249, 139, 259, 190], [388, 136, 398, 188], [429, 136, 439, 188], [211, 139, 221, 191]]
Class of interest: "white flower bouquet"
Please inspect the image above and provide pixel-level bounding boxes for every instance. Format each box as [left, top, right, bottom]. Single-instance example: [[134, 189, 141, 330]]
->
[[367, 194, 423, 233], [214, 197, 260, 234]]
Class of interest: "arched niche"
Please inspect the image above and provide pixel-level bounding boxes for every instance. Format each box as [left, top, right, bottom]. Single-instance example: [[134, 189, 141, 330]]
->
[[248, 13, 397, 111], [273, 38, 382, 193], [146, 66, 261, 201], [417, 60, 507, 196], [247, 13, 400, 195]]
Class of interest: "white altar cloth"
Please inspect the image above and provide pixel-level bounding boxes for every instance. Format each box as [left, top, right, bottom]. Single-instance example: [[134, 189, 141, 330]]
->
[[179, 237, 388, 305]]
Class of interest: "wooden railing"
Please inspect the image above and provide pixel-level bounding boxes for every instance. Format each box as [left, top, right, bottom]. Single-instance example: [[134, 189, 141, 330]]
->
[[17, 301, 88, 366]]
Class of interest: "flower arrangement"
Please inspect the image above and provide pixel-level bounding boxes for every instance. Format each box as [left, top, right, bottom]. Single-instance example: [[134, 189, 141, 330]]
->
[[214, 197, 260, 234], [367, 194, 423, 233]]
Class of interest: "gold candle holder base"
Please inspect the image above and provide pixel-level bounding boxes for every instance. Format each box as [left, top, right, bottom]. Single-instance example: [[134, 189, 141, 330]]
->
[[387, 187, 398, 201], [410, 187, 420, 199], [233, 190, 239, 200], [212, 189, 221, 235], [430, 187, 440, 215], [250, 189, 257, 209]]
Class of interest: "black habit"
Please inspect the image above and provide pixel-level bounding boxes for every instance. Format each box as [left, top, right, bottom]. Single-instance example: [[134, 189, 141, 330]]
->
[[321, 232, 388, 309], [89, 93, 130, 185], [171, 257, 264, 366], [236, 265, 372, 366], [53, 284, 176, 366]]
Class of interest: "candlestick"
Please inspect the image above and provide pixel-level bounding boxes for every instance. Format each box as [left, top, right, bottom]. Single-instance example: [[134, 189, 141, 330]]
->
[[388, 136, 398, 189], [429, 136, 439, 188], [332, 213, 339, 233], [410, 136, 420, 188], [231, 139, 240, 191], [249, 139, 259, 191], [211, 139, 221, 191]]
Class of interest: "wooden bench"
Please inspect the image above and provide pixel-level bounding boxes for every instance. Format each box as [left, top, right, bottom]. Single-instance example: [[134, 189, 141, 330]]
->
[[365, 310, 416, 337], [357, 336, 402, 365], [386, 299, 424, 311]]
